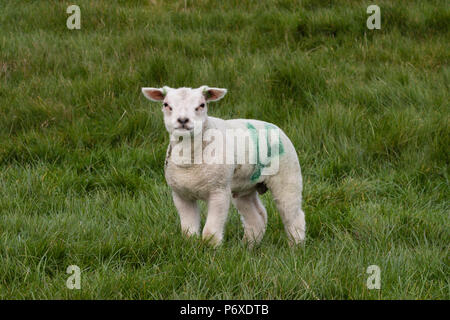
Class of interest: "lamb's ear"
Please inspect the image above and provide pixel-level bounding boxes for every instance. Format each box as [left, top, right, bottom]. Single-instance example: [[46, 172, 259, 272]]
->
[[142, 87, 167, 102], [201, 86, 227, 102]]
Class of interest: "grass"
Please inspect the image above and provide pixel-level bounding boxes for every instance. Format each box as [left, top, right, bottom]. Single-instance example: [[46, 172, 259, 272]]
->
[[0, 0, 448, 299]]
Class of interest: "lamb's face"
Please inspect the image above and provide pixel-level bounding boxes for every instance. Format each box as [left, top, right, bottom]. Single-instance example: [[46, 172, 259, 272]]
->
[[142, 86, 227, 135], [161, 87, 207, 134]]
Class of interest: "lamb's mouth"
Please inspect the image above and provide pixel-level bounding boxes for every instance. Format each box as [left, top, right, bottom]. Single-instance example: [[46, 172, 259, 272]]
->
[[174, 126, 193, 131]]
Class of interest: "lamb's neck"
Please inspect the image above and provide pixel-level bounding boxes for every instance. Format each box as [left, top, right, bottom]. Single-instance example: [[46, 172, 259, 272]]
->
[[168, 132, 204, 167]]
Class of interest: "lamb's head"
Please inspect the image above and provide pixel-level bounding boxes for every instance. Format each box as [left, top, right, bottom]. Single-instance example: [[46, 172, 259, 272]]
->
[[142, 86, 227, 135]]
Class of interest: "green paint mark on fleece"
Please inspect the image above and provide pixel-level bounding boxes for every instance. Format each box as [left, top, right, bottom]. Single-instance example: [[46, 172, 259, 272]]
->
[[246, 122, 285, 182]]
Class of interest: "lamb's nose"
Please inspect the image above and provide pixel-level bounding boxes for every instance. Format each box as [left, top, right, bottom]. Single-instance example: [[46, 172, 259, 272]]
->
[[177, 117, 189, 124]]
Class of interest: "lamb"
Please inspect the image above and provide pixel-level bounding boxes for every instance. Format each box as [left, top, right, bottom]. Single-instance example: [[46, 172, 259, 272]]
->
[[142, 85, 305, 246]]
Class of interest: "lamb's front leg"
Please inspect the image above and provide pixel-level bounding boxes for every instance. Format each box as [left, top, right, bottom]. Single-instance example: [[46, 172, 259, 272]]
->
[[172, 191, 200, 237], [202, 188, 231, 246]]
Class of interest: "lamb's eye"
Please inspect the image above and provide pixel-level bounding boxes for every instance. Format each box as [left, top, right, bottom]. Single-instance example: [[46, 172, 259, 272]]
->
[[163, 103, 172, 111], [195, 103, 205, 111]]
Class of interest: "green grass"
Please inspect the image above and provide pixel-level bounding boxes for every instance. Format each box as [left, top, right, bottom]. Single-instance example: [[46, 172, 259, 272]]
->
[[0, 0, 448, 299]]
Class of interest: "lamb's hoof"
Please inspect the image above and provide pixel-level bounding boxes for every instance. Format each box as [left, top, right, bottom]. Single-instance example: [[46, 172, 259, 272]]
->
[[242, 238, 261, 249], [242, 231, 264, 249], [287, 233, 306, 247], [182, 229, 200, 238], [286, 223, 306, 246], [202, 231, 223, 247]]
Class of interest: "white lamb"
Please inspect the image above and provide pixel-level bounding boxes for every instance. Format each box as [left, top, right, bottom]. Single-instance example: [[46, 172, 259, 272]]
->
[[142, 86, 305, 246]]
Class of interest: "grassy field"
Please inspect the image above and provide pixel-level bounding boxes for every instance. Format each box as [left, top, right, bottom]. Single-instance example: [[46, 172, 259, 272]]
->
[[0, 0, 448, 299]]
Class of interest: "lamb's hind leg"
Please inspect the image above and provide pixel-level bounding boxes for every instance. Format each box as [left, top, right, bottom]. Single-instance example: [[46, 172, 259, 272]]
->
[[232, 191, 267, 246], [267, 171, 305, 245]]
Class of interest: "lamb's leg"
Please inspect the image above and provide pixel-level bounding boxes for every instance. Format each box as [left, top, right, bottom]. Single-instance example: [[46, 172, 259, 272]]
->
[[267, 170, 306, 245], [172, 191, 200, 237], [232, 191, 267, 246], [202, 188, 231, 246], [254, 192, 268, 225]]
